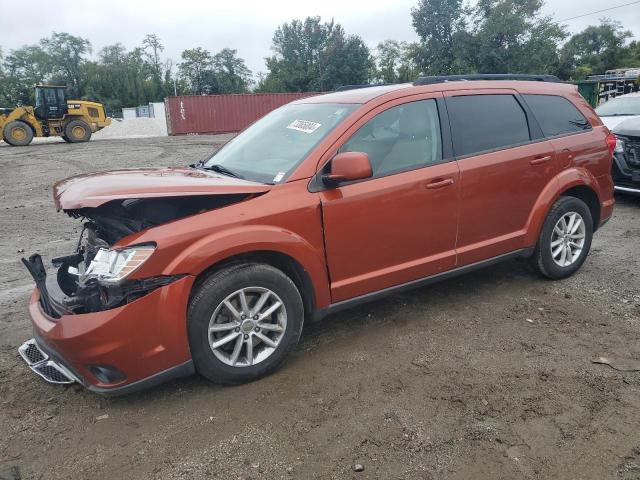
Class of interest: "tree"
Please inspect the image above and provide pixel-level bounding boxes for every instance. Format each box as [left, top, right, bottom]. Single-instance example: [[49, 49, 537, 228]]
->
[[375, 40, 418, 83], [260, 16, 373, 92], [621, 40, 640, 67], [558, 20, 633, 80], [212, 48, 252, 93], [3, 45, 51, 104], [321, 28, 374, 89], [143, 34, 165, 97], [410, 0, 468, 74], [0, 47, 10, 106], [179, 47, 215, 94], [40, 32, 91, 98], [466, 0, 566, 74]]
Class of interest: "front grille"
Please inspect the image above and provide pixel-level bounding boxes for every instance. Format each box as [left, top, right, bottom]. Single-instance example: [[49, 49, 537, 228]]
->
[[622, 137, 640, 167], [18, 339, 47, 365], [33, 361, 75, 384], [18, 339, 78, 385]]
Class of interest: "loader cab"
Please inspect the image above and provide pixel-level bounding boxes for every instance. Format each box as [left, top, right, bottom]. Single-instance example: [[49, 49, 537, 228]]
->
[[34, 85, 68, 120]]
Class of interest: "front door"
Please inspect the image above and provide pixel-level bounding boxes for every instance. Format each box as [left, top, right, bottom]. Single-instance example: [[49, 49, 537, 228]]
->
[[319, 96, 460, 302]]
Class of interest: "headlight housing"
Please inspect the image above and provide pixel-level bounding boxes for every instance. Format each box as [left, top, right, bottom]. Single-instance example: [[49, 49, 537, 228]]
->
[[83, 245, 155, 284], [615, 137, 625, 154]]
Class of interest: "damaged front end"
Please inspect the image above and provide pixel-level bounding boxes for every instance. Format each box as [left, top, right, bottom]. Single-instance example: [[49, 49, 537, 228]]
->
[[23, 194, 249, 318]]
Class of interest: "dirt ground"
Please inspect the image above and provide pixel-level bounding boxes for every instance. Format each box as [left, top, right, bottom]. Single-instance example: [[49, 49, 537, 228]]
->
[[1, 136, 639, 480]]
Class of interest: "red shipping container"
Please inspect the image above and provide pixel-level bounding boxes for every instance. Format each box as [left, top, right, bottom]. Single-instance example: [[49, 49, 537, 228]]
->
[[165, 93, 320, 135]]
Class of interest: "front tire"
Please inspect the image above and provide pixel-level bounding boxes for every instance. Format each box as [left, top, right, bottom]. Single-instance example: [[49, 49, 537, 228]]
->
[[532, 196, 593, 279], [3, 120, 34, 146], [64, 119, 92, 143], [188, 263, 304, 384]]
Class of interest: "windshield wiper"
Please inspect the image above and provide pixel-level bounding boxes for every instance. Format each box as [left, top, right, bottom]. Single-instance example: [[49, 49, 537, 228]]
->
[[601, 113, 635, 117], [194, 163, 244, 179]]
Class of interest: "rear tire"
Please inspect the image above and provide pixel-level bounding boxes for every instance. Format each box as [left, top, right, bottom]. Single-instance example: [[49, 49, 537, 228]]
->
[[188, 263, 304, 384], [532, 196, 593, 280], [64, 119, 91, 143], [3, 120, 34, 146]]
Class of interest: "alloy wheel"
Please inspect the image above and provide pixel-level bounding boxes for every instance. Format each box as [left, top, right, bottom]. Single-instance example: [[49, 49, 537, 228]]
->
[[550, 211, 586, 267], [208, 287, 287, 367]]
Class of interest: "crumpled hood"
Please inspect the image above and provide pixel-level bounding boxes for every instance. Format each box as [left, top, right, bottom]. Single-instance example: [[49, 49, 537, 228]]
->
[[54, 167, 272, 210], [601, 115, 640, 131], [612, 116, 640, 137]]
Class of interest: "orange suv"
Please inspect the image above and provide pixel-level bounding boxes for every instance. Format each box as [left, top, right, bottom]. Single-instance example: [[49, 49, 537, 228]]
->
[[20, 74, 616, 395]]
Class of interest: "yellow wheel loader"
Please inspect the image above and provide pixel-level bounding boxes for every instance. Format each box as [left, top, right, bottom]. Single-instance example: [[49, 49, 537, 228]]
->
[[0, 85, 111, 146]]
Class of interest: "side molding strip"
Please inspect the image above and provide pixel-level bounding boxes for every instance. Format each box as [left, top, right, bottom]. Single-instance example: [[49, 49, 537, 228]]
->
[[314, 248, 534, 321]]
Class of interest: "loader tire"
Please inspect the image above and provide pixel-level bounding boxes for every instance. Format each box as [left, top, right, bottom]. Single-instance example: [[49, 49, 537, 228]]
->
[[3, 121, 34, 146], [64, 120, 92, 143]]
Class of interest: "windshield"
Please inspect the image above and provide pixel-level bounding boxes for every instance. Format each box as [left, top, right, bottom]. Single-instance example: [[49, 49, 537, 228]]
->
[[596, 96, 640, 117], [202, 103, 357, 184]]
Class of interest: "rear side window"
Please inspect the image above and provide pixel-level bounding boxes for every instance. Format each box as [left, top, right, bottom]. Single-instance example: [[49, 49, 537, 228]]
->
[[447, 95, 530, 157], [523, 94, 591, 137]]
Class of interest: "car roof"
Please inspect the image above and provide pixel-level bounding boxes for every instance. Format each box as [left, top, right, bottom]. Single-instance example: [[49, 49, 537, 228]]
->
[[294, 80, 576, 105]]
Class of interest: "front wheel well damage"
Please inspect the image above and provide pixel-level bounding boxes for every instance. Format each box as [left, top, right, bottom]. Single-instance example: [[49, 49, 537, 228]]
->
[[560, 185, 600, 230], [191, 251, 316, 320]]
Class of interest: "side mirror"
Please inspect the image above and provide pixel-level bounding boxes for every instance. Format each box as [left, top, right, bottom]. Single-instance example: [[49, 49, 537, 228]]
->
[[322, 152, 373, 187]]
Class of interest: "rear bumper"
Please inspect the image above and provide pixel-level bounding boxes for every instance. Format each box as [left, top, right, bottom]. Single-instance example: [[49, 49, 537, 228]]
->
[[22, 274, 196, 395]]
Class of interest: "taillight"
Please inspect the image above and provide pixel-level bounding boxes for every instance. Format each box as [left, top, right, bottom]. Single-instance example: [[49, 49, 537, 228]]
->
[[606, 132, 617, 157]]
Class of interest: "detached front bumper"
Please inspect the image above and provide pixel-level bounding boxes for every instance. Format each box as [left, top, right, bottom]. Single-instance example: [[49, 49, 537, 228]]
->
[[20, 255, 196, 395]]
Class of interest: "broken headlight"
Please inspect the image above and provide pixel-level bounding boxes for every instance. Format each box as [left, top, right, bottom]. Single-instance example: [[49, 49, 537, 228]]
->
[[83, 245, 155, 284]]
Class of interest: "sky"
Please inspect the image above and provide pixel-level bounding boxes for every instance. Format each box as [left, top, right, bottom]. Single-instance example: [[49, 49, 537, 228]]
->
[[1, 0, 639, 76]]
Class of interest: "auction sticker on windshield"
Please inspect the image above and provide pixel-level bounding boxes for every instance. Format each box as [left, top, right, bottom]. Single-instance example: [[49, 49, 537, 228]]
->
[[286, 119, 322, 134]]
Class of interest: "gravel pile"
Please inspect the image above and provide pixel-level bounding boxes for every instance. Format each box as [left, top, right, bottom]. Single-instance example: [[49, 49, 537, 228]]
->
[[94, 117, 168, 139]]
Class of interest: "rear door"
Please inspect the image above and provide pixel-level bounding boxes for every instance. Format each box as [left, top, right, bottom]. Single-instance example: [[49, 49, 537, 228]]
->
[[444, 90, 557, 265], [318, 95, 460, 302], [521, 93, 604, 176]]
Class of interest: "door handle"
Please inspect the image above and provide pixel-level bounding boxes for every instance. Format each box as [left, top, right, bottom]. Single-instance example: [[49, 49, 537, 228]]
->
[[425, 178, 454, 189], [530, 155, 552, 166]]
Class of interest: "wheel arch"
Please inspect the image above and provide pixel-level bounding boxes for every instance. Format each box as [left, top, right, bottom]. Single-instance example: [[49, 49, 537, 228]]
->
[[191, 250, 318, 321], [524, 167, 602, 245], [156, 225, 331, 317], [559, 185, 600, 229]]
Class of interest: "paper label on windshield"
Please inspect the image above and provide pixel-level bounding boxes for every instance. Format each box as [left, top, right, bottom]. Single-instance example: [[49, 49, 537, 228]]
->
[[286, 119, 321, 134], [273, 172, 285, 182]]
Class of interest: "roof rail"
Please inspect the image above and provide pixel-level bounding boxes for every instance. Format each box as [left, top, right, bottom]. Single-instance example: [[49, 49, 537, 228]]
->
[[334, 83, 391, 92], [413, 74, 562, 85]]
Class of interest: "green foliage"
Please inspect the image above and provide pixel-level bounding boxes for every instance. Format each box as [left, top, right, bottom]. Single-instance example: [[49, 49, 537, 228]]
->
[[467, 0, 567, 74], [411, 0, 468, 74], [258, 17, 374, 92], [40, 32, 92, 98], [410, 0, 567, 75], [0, 33, 183, 114], [375, 40, 419, 83], [178, 47, 252, 95], [558, 20, 633, 80], [1, 9, 639, 110]]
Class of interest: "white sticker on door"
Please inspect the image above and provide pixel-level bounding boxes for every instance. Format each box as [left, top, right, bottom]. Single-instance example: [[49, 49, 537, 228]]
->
[[286, 119, 322, 134]]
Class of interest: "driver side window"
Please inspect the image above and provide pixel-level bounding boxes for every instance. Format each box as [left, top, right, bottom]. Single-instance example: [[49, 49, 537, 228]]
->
[[339, 99, 442, 177]]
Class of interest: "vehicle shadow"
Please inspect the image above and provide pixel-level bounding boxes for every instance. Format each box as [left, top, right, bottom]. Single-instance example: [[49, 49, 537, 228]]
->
[[106, 257, 538, 404]]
